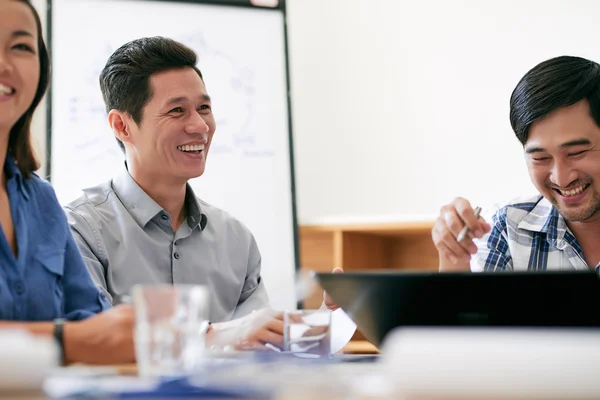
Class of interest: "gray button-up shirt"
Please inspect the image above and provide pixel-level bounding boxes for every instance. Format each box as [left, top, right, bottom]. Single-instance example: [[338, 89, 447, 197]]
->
[[63, 165, 269, 323]]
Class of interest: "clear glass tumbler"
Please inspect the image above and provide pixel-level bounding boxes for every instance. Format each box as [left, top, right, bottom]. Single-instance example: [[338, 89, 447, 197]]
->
[[132, 284, 210, 378], [283, 309, 332, 357]]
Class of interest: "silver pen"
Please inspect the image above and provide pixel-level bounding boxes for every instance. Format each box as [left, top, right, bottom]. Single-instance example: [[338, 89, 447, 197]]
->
[[457, 206, 481, 242]]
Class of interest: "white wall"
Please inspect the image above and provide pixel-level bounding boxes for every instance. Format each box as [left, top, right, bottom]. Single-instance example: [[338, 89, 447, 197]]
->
[[31, 0, 600, 225], [286, 0, 599, 224]]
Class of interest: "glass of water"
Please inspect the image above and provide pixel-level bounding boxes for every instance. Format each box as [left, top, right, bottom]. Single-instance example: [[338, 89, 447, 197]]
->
[[284, 309, 332, 357], [132, 284, 210, 378]]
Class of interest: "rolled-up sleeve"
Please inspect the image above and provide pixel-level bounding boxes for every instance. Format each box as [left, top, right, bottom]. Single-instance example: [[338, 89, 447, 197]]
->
[[65, 208, 114, 305], [61, 231, 111, 321], [232, 235, 270, 319]]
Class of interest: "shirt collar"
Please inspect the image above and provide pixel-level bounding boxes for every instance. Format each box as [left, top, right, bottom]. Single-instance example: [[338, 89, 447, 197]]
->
[[184, 184, 207, 230], [517, 195, 566, 244], [112, 162, 207, 230], [4, 155, 29, 201], [112, 163, 164, 228]]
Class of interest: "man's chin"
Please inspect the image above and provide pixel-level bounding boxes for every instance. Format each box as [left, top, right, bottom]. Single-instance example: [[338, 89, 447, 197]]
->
[[543, 188, 600, 222], [554, 204, 600, 222], [182, 168, 206, 181]]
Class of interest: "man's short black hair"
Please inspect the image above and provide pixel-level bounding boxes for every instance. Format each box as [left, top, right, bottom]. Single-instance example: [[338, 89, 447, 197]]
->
[[510, 56, 600, 145]]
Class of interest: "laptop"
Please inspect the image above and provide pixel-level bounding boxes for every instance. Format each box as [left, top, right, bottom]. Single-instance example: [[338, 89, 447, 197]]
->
[[313, 270, 600, 347]]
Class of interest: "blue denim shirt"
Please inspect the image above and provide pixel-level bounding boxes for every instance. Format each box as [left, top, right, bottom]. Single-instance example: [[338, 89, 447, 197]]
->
[[0, 156, 110, 321]]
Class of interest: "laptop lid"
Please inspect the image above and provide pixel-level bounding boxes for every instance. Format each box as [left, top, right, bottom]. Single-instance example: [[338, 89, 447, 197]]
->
[[314, 270, 600, 346]]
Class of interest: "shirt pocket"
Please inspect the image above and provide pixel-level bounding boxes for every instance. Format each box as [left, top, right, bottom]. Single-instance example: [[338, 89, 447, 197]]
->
[[33, 248, 65, 318]]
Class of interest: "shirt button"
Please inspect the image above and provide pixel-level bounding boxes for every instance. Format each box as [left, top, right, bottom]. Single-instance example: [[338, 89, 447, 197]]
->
[[161, 215, 168, 220], [174, 252, 180, 259], [15, 283, 25, 295]]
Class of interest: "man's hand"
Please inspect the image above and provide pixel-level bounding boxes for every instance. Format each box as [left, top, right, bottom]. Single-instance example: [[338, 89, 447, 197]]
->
[[207, 308, 284, 351], [432, 197, 491, 271], [64, 304, 135, 365], [323, 267, 343, 311]]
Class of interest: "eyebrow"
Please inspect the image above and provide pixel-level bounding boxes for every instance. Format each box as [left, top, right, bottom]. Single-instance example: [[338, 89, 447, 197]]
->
[[11, 30, 34, 39], [525, 138, 592, 154], [165, 94, 211, 106]]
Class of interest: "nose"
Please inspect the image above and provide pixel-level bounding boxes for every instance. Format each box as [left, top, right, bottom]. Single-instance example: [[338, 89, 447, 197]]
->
[[0, 52, 13, 74], [550, 158, 579, 188], [184, 112, 210, 135]]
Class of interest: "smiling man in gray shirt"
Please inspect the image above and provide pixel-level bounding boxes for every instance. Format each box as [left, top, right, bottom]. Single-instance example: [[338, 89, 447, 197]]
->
[[65, 164, 267, 323], [64, 37, 286, 349]]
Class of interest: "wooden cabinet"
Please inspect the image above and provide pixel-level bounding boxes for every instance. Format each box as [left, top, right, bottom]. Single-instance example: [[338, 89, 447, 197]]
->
[[299, 221, 439, 342]]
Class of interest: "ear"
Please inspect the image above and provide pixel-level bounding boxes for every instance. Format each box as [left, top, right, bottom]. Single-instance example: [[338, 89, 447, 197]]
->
[[108, 110, 135, 146]]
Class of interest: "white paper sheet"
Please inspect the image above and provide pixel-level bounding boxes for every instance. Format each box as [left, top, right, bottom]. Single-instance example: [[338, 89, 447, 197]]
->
[[330, 308, 357, 354]]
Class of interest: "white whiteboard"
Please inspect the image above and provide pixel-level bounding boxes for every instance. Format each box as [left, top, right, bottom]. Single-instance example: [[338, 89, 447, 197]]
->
[[50, 0, 297, 310]]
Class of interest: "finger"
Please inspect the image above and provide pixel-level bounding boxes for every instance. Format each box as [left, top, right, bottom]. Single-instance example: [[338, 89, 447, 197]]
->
[[437, 242, 459, 264], [256, 329, 284, 348], [469, 215, 491, 238], [324, 291, 338, 310], [444, 237, 472, 262], [457, 232, 479, 255], [434, 219, 471, 258], [480, 219, 492, 233], [286, 313, 305, 325], [301, 326, 329, 338], [442, 205, 467, 238], [267, 318, 284, 335], [235, 340, 271, 352], [431, 218, 448, 247], [272, 311, 284, 321], [454, 200, 482, 237], [439, 224, 473, 259], [453, 235, 478, 257]]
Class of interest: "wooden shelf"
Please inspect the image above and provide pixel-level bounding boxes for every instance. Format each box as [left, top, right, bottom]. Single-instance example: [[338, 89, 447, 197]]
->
[[299, 221, 439, 340], [301, 220, 435, 236]]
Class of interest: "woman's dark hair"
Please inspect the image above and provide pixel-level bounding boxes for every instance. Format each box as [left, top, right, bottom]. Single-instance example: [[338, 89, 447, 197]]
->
[[8, 0, 50, 178], [510, 56, 600, 145]]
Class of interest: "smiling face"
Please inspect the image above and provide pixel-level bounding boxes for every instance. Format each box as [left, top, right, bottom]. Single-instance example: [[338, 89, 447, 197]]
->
[[525, 100, 600, 222], [0, 0, 40, 135], [122, 67, 216, 183]]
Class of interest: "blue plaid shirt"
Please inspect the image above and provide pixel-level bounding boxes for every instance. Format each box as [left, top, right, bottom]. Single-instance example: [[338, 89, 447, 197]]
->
[[471, 195, 598, 272]]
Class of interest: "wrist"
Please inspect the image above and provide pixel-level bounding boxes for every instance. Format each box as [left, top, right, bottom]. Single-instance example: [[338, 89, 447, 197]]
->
[[62, 321, 82, 364]]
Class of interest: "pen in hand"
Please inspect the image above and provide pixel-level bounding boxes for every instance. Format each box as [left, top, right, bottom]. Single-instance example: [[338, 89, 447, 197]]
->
[[456, 206, 482, 242]]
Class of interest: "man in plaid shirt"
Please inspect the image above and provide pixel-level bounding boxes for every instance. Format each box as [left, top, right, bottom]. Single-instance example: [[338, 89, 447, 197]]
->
[[433, 55, 600, 273]]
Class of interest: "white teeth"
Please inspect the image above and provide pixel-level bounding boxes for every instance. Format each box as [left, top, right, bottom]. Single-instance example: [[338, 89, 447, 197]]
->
[[177, 144, 205, 152], [559, 184, 588, 197], [0, 83, 14, 95]]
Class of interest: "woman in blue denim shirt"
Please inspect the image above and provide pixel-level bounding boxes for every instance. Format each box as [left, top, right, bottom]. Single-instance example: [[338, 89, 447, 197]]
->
[[0, 1, 134, 364]]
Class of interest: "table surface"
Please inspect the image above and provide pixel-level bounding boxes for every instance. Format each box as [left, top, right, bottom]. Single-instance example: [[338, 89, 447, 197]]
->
[[4, 341, 573, 400]]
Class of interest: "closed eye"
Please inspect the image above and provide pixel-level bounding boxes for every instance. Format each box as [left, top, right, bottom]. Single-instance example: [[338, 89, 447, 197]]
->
[[568, 150, 588, 158], [532, 157, 551, 162], [12, 43, 35, 53]]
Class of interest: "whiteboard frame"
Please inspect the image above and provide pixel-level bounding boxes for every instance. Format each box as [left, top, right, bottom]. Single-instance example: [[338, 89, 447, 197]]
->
[[45, 0, 301, 301]]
